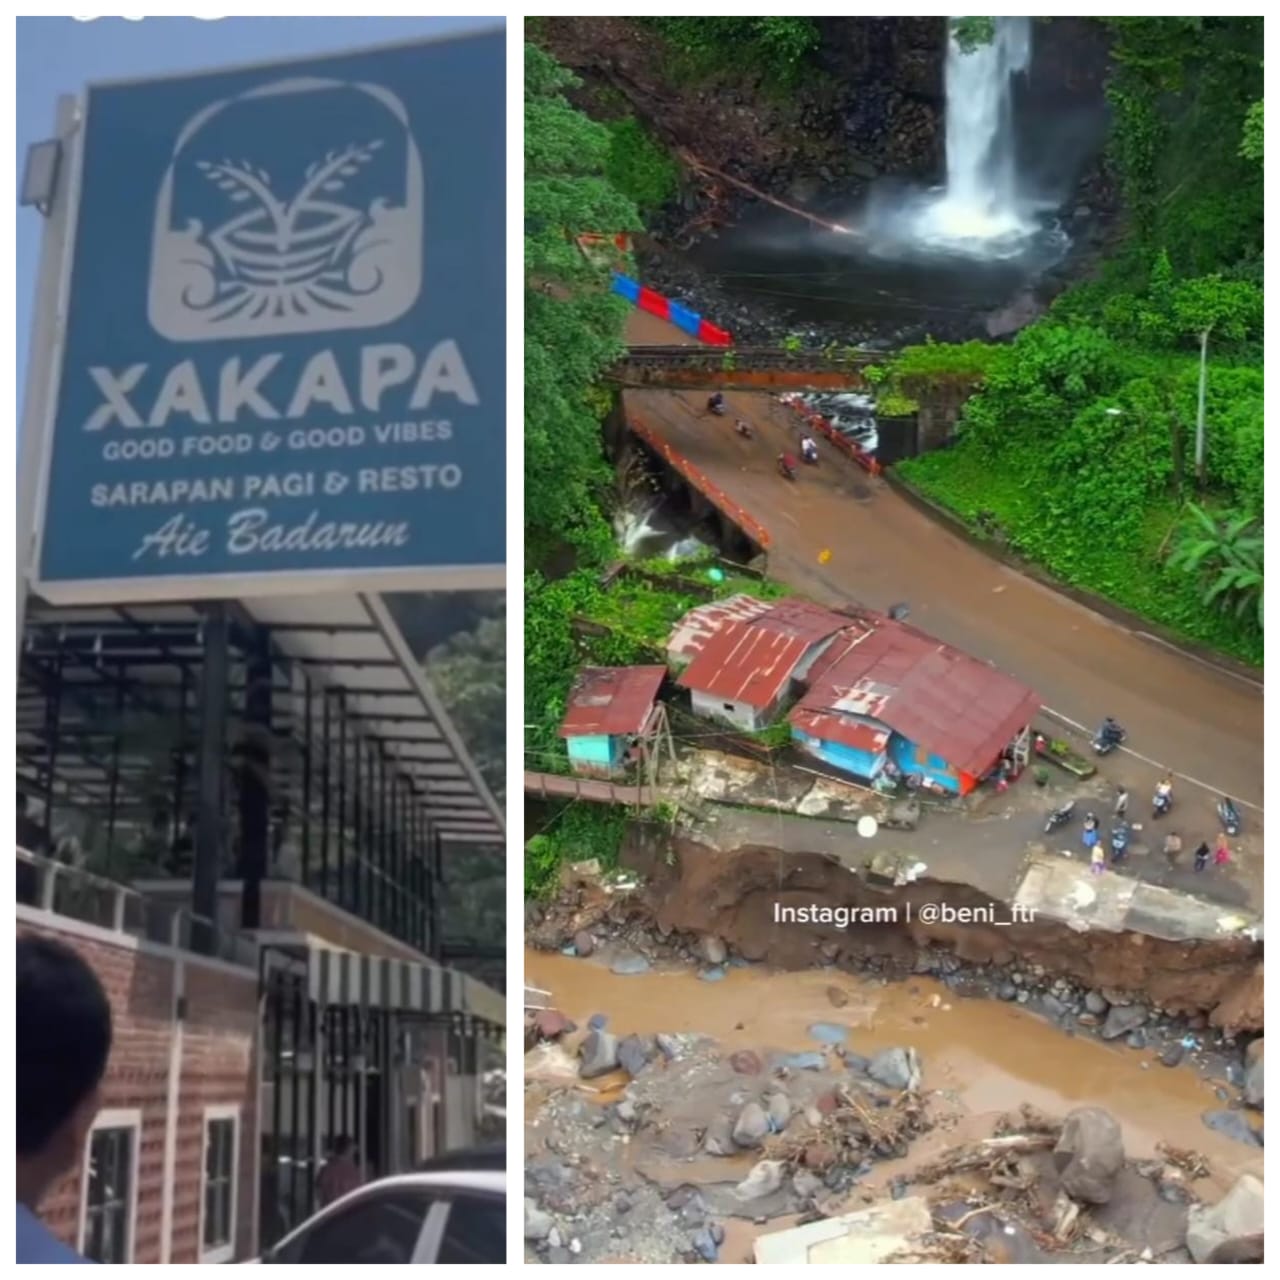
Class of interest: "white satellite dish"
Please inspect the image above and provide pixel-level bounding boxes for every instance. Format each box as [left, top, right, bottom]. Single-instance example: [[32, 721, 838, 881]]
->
[[857, 815, 879, 839]]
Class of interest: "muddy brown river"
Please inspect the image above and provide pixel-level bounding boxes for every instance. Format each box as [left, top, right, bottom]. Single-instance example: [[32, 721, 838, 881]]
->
[[526, 949, 1260, 1211]]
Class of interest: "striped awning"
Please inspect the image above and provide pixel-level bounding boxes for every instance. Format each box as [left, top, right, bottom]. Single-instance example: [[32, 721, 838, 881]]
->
[[308, 946, 504, 1028]]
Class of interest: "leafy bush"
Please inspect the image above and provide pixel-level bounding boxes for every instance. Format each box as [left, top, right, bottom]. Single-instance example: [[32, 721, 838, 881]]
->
[[604, 117, 679, 213], [647, 17, 820, 85]]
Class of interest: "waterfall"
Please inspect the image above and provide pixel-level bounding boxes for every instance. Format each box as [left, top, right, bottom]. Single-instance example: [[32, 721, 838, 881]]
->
[[865, 16, 1054, 261], [930, 17, 1032, 242]]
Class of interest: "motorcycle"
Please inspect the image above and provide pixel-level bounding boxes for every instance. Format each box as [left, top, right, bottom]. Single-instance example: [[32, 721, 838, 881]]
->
[[1218, 796, 1242, 837], [1152, 789, 1172, 819], [800, 441, 819, 465], [707, 395, 726, 417], [734, 419, 753, 439], [1092, 719, 1127, 756], [1110, 823, 1130, 862], [1044, 799, 1075, 834], [777, 454, 797, 481]]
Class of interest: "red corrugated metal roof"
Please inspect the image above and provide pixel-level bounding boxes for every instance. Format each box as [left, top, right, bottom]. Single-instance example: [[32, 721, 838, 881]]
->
[[558, 666, 667, 738], [791, 618, 1040, 776], [676, 619, 814, 710], [751, 597, 850, 644], [666, 594, 771, 664]]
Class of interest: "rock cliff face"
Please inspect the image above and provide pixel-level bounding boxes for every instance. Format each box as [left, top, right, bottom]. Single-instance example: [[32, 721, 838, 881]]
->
[[535, 17, 1111, 218]]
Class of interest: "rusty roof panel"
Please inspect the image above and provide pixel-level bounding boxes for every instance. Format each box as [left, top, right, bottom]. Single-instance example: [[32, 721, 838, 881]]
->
[[792, 618, 1040, 776], [558, 665, 667, 738], [676, 619, 814, 710]]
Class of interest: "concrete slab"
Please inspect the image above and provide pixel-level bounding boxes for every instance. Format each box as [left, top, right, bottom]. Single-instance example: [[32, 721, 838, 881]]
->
[[1124, 882, 1259, 943], [753, 1195, 932, 1264], [1013, 852, 1137, 933]]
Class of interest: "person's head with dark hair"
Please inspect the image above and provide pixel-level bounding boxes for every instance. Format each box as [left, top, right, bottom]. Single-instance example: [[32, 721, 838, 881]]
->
[[332, 1135, 353, 1158], [16, 936, 113, 1208]]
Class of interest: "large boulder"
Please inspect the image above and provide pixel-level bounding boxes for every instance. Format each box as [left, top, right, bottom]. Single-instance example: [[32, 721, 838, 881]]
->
[[867, 1047, 922, 1091], [734, 1159, 785, 1202], [732, 1101, 771, 1149], [1243, 1039, 1264, 1110], [579, 1029, 620, 1079], [1185, 1174, 1264, 1263], [617, 1034, 654, 1078], [1100, 1004, 1148, 1041], [524, 1198, 552, 1242], [1053, 1107, 1125, 1204]]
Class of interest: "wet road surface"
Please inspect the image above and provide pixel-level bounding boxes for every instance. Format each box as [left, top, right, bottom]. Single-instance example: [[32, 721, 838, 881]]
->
[[624, 388, 1264, 810]]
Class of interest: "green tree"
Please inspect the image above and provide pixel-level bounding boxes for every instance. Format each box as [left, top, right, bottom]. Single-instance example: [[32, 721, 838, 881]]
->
[[525, 45, 642, 566], [951, 17, 995, 53], [426, 601, 506, 804], [1240, 99, 1263, 162], [1168, 505, 1263, 630]]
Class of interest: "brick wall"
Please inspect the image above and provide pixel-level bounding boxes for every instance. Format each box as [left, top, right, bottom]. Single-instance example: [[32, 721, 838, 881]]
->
[[18, 916, 259, 1263]]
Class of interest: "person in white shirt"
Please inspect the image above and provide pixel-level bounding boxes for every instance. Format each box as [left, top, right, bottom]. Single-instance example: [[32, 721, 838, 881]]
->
[[17, 936, 113, 1264]]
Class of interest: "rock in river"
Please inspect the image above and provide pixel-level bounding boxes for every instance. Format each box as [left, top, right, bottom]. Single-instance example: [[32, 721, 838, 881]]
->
[[1053, 1107, 1125, 1204], [524, 1198, 552, 1242], [1202, 1109, 1262, 1148], [609, 951, 651, 976], [867, 1046, 922, 1091], [700, 934, 727, 966], [1101, 1004, 1148, 1041], [1244, 1039, 1264, 1109], [579, 1029, 619, 1079], [808, 1022, 848, 1045], [617, 1034, 653, 1078], [732, 1101, 771, 1149], [733, 1159, 785, 1202], [1185, 1174, 1264, 1263]]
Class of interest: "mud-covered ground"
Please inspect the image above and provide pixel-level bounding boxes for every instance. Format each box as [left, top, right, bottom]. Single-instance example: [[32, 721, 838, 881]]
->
[[523, 934, 1264, 1265]]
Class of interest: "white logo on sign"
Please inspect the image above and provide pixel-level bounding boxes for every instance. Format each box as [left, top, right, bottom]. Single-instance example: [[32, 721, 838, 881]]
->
[[148, 76, 423, 342]]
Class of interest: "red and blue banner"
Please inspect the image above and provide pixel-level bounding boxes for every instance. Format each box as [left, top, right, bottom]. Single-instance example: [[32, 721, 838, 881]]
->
[[612, 273, 732, 346]]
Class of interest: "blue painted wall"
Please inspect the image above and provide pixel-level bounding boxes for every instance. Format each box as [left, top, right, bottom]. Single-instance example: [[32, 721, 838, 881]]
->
[[792, 728, 885, 781], [888, 733, 961, 794], [566, 734, 621, 770]]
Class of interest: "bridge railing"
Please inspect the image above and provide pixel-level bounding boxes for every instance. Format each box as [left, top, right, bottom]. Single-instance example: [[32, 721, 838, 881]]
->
[[619, 345, 885, 372]]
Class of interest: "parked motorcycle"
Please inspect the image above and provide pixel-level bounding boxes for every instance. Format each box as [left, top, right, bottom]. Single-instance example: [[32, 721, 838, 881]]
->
[[1045, 799, 1075, 834], [1092, 718, 1127, 756], [777, 453, 797, 481], [1110, 823, 1130, 862], [1218, 796, 1242, 837], [734, 419, 753, 439]]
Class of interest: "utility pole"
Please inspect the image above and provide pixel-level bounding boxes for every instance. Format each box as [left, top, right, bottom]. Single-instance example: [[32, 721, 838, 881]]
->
[[1194, 325, 1211, 488]]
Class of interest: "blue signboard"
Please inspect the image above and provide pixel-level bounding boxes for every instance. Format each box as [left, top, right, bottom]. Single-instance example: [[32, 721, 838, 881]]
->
[[35, 28, 504, 600]]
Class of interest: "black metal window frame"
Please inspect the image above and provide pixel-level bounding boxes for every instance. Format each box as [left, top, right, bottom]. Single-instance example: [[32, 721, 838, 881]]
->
[[17, 608, 450, 956]]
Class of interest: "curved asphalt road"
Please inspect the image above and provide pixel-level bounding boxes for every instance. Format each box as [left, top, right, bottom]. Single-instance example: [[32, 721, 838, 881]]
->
[[626, 388, 1264, 810]]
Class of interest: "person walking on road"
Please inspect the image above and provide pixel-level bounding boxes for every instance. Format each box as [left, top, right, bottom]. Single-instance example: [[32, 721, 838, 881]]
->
[[1162, 831, 1182, 867], [17, 935, 114, 1263], [1213, 833, 1232, 869], [1113, 787, 1129, 820], [1090, 844, 1106, 876], [1082, 812, 1099, 855], [1193, 840, 1211, 873]]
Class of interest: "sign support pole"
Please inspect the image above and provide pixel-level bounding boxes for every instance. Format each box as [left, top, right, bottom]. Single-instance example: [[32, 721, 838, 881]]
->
[[16, 95, 79, 660]]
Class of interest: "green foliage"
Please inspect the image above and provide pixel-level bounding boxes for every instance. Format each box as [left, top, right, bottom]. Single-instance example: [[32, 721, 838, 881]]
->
[[1168, 505, 1263, 630], [525, 45, 643, 565], [647, 17, 820, 85], [604, 117, 679, 213], [1240, 99, 1263, 162], [526, 804, 630, 899], [951, 18, 995, 54], [895, 312, 1263, 663], [894, 340, 1000, 391], [1102, 18, 1262, 276], [425, 598, 505, 804]]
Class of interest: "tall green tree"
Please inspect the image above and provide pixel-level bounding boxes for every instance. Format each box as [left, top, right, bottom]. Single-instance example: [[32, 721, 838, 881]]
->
[[525, 44, 642, 566]]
